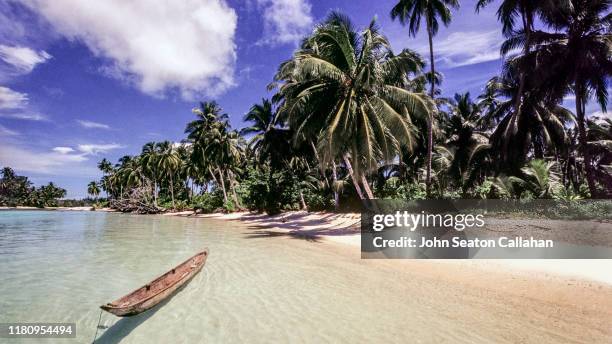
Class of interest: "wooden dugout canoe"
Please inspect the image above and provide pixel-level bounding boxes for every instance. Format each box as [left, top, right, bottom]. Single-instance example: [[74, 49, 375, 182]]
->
[[100, 249, 209, 317]]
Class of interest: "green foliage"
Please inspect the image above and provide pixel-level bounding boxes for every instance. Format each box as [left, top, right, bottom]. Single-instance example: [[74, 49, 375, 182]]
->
[[239, 166, 298, 215], [83, 8, 611, 212], [0, 167, 66, 207], [303, 191, 334, 211], [191, 192, 224, 214], [223, 200, 236, 213], [473, 179, 494, 199], [380, 178, 427, 200]]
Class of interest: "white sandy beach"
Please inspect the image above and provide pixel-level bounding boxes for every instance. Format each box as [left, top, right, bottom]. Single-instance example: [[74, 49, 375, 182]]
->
[[7, 206, 611, 286], [167, 210, 612, 286]]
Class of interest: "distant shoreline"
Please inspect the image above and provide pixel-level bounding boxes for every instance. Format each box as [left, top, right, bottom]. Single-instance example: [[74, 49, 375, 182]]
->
[[0, 206, 117, 212]]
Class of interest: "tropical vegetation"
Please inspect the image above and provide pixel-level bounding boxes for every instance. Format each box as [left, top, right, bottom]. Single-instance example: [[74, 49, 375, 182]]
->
[[90, 1, 610, 214], [0, 167, 67, 207]]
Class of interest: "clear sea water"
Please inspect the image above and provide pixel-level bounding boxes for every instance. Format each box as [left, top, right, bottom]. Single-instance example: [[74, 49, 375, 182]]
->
[[2, 210, 610, 344], [0, 210, 418, 343]]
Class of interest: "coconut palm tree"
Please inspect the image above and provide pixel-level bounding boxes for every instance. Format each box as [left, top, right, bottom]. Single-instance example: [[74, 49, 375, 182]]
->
[[275, 12, 433, 201], [185, 101, 234, 203], [476, 0, 542, 124], [241, 99, 294, 169], [521, 0, 611, 196], [87, 181, 100, 200], [390, 0, 460, 196], [481, 67, 573, 172], [441, 92, 493, 193], [156, 141, 181, 209], [97, 158, 113, 198], [587, 118, 612, 195], [508, 159, 560, 198], [140, 142, 160, 205], [241, 99, 276, 149]]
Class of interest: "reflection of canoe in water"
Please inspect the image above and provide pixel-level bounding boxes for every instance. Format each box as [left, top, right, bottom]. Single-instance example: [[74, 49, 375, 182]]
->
[[100, 249, 209, 317]]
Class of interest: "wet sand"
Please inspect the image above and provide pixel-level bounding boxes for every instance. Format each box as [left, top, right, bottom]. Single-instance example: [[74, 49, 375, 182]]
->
[[167, 209, 612, 343]]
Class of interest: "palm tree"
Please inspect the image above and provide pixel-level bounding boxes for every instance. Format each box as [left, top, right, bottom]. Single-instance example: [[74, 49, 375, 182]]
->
[[87, 181, 100, 200], [523, 0, 611, 196], [391, 0, 460, 196], [476, 0, 542, 131], [97, 158, 113, 198], [156, 141, 181, 209], [508, 159, 560, 198], [241, 99, 294, 169], [140, 142, 160, 205], [481, 68, 573, 172], [275, 12, 433, 201], [587, 118, 612, 195], [185, 101, 233, 203], [441, 92, 492, 193], [241, 99, 276, 150]]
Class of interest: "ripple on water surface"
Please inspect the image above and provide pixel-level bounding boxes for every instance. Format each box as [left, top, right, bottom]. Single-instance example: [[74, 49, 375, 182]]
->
[[3, 211, 413, 343]]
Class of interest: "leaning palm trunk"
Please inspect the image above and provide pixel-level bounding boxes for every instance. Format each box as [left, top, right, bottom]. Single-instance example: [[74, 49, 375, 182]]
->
[[343, 154, 365, 200], [575, 84, 597, 197], [332, 160, 339, 210], [310, 140, 330, 188], [227, 170, 240, 208], [361, 175, 375, 199], [217, 167, 228, 204]]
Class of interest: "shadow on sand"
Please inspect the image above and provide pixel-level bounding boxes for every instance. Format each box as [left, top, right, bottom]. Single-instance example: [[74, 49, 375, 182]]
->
[[241, 212, 360, 243]]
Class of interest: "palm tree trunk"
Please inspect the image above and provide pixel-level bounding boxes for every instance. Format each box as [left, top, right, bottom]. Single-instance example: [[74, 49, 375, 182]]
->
[[228, 170, 240, 208], [299, 189, 307, 210], [332, 160, 339, 210], [510, 7, 533, 149], [169, 173, 175, 209], [425, 17, 435, 197], [310, 140, 330, 188], [217, 167, 228, 203], [361, 175, 374, 199], [153, 179, 158, 206], [575, 84, 597, 197], [343, 154, 365, 200], [208, 166, 219, 184]]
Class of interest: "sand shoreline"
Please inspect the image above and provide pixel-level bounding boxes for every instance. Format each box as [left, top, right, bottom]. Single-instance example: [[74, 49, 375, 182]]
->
[[5, 206, 611, 286], [4, 206, 611, 341]]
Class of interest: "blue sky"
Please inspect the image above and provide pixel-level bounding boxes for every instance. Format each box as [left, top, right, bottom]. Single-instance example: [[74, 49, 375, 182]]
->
[[0, 0, 605, 198]]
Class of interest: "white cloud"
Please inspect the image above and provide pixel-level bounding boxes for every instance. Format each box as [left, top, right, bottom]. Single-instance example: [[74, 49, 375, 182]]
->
[[0, 44, 51, 73], [0, 86, 28, 109], [22, 0, 237, 100], [434, 30, 503, 67], [0, 112, 48, 121], [256, 0, 313, 46], [77, 119, 111, 129], [77, 143, 124, 155], [0, 145, 89, 174], [0, 124, 18, 136], [52, 146, 75, 154]]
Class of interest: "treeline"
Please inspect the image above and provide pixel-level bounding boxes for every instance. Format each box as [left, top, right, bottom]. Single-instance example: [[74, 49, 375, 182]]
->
[[91, 1, 611, 214], [0, 167, 67, 208]]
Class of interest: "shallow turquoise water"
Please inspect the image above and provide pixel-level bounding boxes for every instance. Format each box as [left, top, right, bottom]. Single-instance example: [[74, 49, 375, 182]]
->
[[1, 210, 431, 344], [4, 210, 608, 344]]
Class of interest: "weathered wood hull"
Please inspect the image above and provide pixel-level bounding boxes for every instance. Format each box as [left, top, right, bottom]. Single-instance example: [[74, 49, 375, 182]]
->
[[101, 249, 209, 317]]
